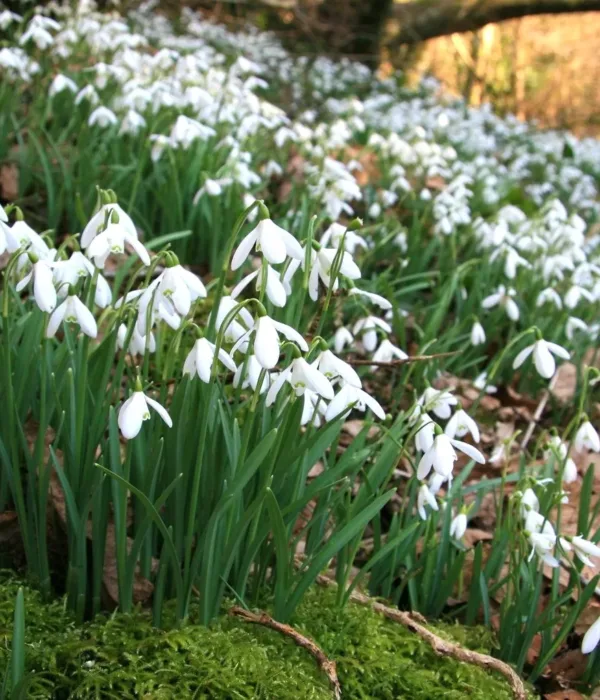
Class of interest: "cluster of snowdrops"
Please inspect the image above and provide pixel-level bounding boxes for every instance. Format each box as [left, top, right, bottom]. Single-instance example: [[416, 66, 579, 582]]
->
[[1, 0, 600, 686]]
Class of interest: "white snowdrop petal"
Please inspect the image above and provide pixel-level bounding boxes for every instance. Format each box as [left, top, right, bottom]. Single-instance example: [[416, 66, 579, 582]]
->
[[145, 396, 173, 428]]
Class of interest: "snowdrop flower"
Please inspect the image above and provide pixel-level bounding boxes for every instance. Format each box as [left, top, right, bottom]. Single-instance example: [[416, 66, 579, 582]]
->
[[88, 106, 118, 129], [566, 316, 589, 341], [565, 285, 593, 310], [450, 512, 468, 539], [512, 338, 570, 379], [81, 203, 138, 249], [482, 285, 519, 321], [119, 110, 146, 136], [325, 384, 385, 422], [563, 535, 600, 568], [301, 390, 327, 427], [266, 357, 333, 405], [415, 413, 436, 453], [231, 264, 287, 308], [49, 74, 77, 98], [169, 115, 216, 149], [473, 372, 497, 394], [417, 483, 438, 521], [136, 260, 206, 334], [87, 221, 150, 270], [520, 488, 540, 518], [150, 134, 169, 162], [306, 247, 361, 302], [582, 615, 600, 654], [314, 349, 361, 388], [51, 252, 111, 308], [333, 326, 354, 353], [445, 408, 480, 442], [574, 421, 600, 453], [348, 288, 392, 310], [352, 316, 391, 353], [231, 218, 303, 270], [470, 320, 486, 346], [371, 339, 408, 368], [320, 222, 367, 256], [0, 11, 22, 30], [6, 219, 50, 258], [75, 84, 99, 106], [545, 436, 577, 484], [118, 386, 172, 439], [417, 432, 484, 480], [117, 324, 155, 357], [46, 294, 97, 338], [16, 258, 56, 313], [536, 288, 562, 310], [183, 338, 236, 383], [233, 355, 270, 394], [193, 177, 233, 204], [239, 315, 308, 370], [419, 387, 457, 420], [524, 510, 558, 567]]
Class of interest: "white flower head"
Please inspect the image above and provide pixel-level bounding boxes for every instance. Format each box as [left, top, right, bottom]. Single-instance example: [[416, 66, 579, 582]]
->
[[118, 386, 172, 439], [417, 483, 438, 521], [512, 338, 570, 380], [46, 294, 97, 338], [470, 321, 486, 346], [266, 357, 333, 406], [574, 421, 600, 453], [450, 513, 468, 540], [417, 432, 484, 481], [231, 218, 303, 271], [183, 337, 236, 383], [445, 409, 480, 442]]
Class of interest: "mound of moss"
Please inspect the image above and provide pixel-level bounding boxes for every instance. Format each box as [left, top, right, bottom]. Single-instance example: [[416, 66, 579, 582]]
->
[[0, 572, 527, 699]]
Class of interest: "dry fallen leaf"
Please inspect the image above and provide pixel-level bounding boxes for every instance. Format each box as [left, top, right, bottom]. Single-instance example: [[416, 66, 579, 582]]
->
[[544, 691, 587, 699], [551, 362, 578, 404]]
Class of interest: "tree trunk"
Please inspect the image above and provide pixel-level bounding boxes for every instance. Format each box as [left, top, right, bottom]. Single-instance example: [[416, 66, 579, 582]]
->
[[390, 0, 600, 46]]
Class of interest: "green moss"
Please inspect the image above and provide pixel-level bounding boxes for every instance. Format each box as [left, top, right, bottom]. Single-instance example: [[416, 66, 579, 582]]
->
[[0, 573, 529, 699]]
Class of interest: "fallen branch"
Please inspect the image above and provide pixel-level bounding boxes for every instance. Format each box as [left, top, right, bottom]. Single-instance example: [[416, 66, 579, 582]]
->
[[346, 350, 459, 368], [229, 606, 341, 700], [312, 572, 527, 700]]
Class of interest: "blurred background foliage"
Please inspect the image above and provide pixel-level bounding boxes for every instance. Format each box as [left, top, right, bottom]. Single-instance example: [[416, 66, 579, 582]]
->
[[140, 0, 600, 135]]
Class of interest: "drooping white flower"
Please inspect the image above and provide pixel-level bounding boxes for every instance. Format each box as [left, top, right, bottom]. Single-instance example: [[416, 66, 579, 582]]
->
[[136, 264, 206, 335], [417, 483, 438, 521], [520, 488, 540, 518], [333, 326, 354, 353], [16, 259, 56, 313], [371, 339, 408, 368], [566, 316, 589, 341], [46, 294, 97, 338], [241, 315, 308, 370], [536, 287, 563, 310], [233, 355, 270, 394], [183, 338, 236, 383], [352, 316, 391, 353], [512, 339, 570, 379], [473, 372, 497, 394], [313, 350, 361, 388], [564, 535, 600, 568], [481, 284, 519, 321], [51, 252, 111, 308], [419, 387, 458, 420], [415, 413, 436, 453], [81, 204, 138, 249], [325, 384, 385, 422], [118, 389, 172, 439], [320, 222, 368, 256], [545, 436, 577, 484], [212, 295, 254, 346], [266, 357, 333, 405], [445, 409, 480, 442], [306, 246, 361, 301], [301, 390, 327, 427], [86, 221, 150, 270], [417, 433, 484, 480], [582, 615, 600, 654], [88, 106, 118, 129], [450, 513, 468, 539], [524, 510, 558, 567], [117, 323, 156, 357], [231, 264, 288, 308], [470, 321, 486, 346], [49, 74, 78, 98], [348, 288, 391, 310], [119, 109, 146, 136], [574, 421, 600, 453], [231, 218, 303, 270]]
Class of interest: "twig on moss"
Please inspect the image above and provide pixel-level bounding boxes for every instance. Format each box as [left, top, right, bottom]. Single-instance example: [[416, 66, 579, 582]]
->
[[345, 351, 459, 368], [312, 573, 527, 700], [229, 606, 341, 700]]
